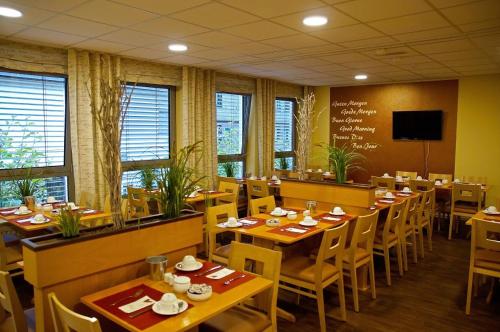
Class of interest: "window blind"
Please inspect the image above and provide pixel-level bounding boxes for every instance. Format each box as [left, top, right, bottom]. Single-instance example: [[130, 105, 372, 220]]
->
[[0, 71, 66, 169], [274, 99, 294, 152], [121, 84, 170, 162]]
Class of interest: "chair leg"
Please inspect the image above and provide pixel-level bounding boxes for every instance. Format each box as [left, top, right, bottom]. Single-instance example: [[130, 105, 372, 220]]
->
[[448, 214, 454, 240], [466, 270, 474, 315], [418, 226, 425, 259], [426, 223, 433, 252], [396, 242, 404, 277], [401, 236, 408, 272], [316, 288, 327, 332], [369, 259, 376, 300], [350, 265, 359, 312], [411, 230, 418, 264], [338, 275, 347, 321], [384, 246, 391, 286]]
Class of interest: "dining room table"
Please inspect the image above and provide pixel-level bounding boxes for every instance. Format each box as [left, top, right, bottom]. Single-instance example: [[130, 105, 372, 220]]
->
[[80, 260, 272, 332], [465, 211, 500, 226]]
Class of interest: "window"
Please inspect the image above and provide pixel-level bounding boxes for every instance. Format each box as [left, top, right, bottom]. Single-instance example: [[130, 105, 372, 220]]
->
[[274, 98, 295, 170], [120, 83, 173, 193], [0, 70, 71, 207], [216, 92, 251, 178]]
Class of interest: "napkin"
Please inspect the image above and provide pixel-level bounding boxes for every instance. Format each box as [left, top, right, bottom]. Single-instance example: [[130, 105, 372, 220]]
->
[[0, 210, 16, 215], [17, 218, 32, 223], [118, 296, 156, 314], [285, 227, 307, 233], [322, 216, 341, 221], [82, 209, 97, 214], [206, 268, 235, 279], [379, 199, 395, 204], [240, 219, 257, 225]]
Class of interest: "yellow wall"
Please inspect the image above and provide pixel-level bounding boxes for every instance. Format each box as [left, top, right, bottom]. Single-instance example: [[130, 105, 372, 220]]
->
[[455, 74, 500, 206], [309, 86, 330, 169]]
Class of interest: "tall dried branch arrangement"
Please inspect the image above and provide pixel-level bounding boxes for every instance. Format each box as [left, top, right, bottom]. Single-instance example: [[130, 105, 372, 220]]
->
[[89, 76, 133, 229], [294, 92, 325, 178]]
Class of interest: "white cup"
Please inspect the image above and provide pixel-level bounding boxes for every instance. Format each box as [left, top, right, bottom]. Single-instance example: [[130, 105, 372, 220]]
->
[[383, 173, 390, 178], [34, 213, 45, 222], [261, 176, 267, 180], [287, 211, 297, 220], [273, 207, 283, 215], [271, 175, 278, 181], [385, 192, 395, 199], [303, 215, 313, 223], [317, 169, 322, 173], [303, 209, 311, 217], [416, 176, 423, 180], [227, 217, 238, 226], [402, 187, 411, 193], [164, 272, 175, 286], [332, 206, 344, 215], [249, 175, 257, 180], [47, 196, 56, 203], [276, 179, 281, 185], [435, 180, 442, 186], [395, 176, 403, 182], [18, 205, 28, 213], [158, 293, 179, 312], [324, 171, 331, 176], [486, 206, 498, 213], [181, 255, 197, 270], [67, 202, 76, 210], [442, 179, 448, 184], [454, 178, 461, 183], [42, 204, 53, 212], [173, 276, 191, 293]]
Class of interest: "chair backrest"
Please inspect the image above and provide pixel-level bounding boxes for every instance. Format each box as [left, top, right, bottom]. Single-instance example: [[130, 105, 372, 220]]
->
[[228, 242, 282, 328], [217, 176, 238, 184], [246, 180, 270, 198], [472, 218, 500, 252], [249, 196, 276, 216], [396, 171, 418, 180], [428, 173, 453, 183], [382, 200, 406, 239], [462, 176, 487, 185], [403, 194, 420, 228], [315, 222, 349, 284], [452, 183, 482, 211], [127, 187, 150, 218], [371, 176, 395, 190], [217, 181, 240, 205], [347, 211, 379, 259], [287, 172, 300, 179], [409, 179, 435, 192], [206, 203, 238, 262], [0, 271, 27, 332], [308, 172, 324, 181], [48, 292, 102, 332]]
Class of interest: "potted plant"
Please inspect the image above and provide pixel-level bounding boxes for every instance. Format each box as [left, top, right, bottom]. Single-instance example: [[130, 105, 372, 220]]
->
[[221, 162, 237, 178], [321, 140, 365, 184], [14, 168, 39, 210], [278, 157, 289, 170], [57, 206, 81, 238], [139, 167, 155, 191], [156, 142, 205, 218]]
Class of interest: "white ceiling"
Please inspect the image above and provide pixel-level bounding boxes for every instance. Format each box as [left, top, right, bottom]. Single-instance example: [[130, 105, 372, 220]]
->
[[1, 0, 499, 86]]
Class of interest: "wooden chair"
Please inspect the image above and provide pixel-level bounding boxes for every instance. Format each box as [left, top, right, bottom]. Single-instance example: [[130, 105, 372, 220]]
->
[[206, 203, 239, 265], [249, 196, 276, 216], [371, 176, 395, 190], [280, 222, 349, 332], [374, 200, 406, 286], [216, 181, 240, 205], [414, 190, 434, 258], [127, 187, 150, 218], [201, 242, 282, 332], [246, 180, 270, 199], [400, 195, 419, 270], [48, 292, 101, 332], [217, 176, 238, 184], [0, 235, 23, 277], [410, 180, 436, 231], [343, 211, 379, 312], [428, 173, 453, 183], [462, 176, 487, 185], [396, 171, 418, 180], [466, 219, 500, 314], [449, 184, 482, 240], [308, 172, 324, 181], [0, 271, 34, 332]]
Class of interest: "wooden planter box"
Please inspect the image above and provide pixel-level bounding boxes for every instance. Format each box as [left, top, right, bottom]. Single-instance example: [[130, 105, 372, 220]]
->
[[22, 210, 204, 332]]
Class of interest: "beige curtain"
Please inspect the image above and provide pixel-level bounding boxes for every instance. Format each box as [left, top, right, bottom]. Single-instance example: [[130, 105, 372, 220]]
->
[[246, 79, 276, 177], [68, 49, 121, 208], [181, 67, 218, 188]]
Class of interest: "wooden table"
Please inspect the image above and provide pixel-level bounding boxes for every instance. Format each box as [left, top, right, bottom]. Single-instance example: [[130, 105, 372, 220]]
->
[[465, 211, 500, 225], [81, 271, 272, 332]]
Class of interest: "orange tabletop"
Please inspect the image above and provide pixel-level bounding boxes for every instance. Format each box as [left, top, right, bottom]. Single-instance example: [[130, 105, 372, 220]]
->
[[465, 211, 500, 225], [81, 272, 272, 332]]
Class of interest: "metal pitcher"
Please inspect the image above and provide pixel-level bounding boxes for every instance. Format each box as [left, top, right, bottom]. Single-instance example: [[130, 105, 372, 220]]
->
[[146, 255, 168, 281]]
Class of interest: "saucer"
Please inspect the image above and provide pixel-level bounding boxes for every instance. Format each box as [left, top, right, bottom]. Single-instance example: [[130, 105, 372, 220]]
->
[[299, 220, 318, 227], [152, 300, 188, 316], [329, 211, 346, 216], [30, 218, 49, 224], [223, 221, 242, 228], [175, 261, 203, 272], [384, 196, 395, 200], [14, 210, 32, 215], [483, 210, 500, 215], [400, 190, 412, 194], [270, 211, 287, 217]]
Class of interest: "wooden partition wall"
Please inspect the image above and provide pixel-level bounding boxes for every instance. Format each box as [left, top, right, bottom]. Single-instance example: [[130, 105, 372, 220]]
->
[[280, 179, 375, 211], [22, 213, 203, 332]]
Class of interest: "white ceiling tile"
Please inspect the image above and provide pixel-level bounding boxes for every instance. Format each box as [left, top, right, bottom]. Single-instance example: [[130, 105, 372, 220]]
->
[[320, 53, 373, 63], [334, 0, 432, 21], [282, 57, 331, 68], [411, 39, 476, 55], [218, 0, 325, 18], [119, 47, 172, 60], [170, 3, 259, 29], [222, 21, 297, 41], [384, 55, 433, 66], [190, 48, 241, 60], [67, 0, 158, 27], [12, 27, 87, 46], [223, 42, 282, 55], [294, 44, 345, 55], [0, 21, 27, 36], [131, 17, 208, 38], [308, 63, 350, 72], [361, 64, 405, 73], [270, 7, 358, 32], [0, 1, 55, 25], [72, 38, 135, 52], [338, 36, 396, 49], [147, 41, 209, 53], [111, 0, 210, 15], [11, 0, 87, 12], [369, 12, 450, 35], [342, 59, 388, 69], [310, 24, 384, 43], [429, 49, 487, 61], [450, 63, 499, 72], [99, 29, 167, 47], [426, 0, 475, 8], [38, 15, 117, 38], [159, 55, 206, 65], [262, 34, 328, 49], [379, 71, 424, 80], [440, 0, 500, 25], [182, 31, 249, 48], [252, 50, 299, 59], [458, 18, 500, 32], [416, 67, 458, 75], [393, 27, 461, 42], [442, 57, 493, 66]]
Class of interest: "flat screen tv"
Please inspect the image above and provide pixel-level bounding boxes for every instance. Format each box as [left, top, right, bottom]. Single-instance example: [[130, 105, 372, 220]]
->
[[392, 110, 443, 140]]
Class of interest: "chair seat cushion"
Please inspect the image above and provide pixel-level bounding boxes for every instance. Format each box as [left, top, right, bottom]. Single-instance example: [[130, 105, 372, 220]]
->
[[374, 231, 398, 245], [475, 249, 500, 271], [343, 247, 370, 264], [280, 255, 339, 283], [200, 305, 271, 332], [215, 244, 231, 258], [0, 308, 35, 332]]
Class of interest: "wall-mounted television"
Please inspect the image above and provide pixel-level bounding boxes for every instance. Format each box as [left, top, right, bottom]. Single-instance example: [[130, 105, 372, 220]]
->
[[392, 110, 443, 140]]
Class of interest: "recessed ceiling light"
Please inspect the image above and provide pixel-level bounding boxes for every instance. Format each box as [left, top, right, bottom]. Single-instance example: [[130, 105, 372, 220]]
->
[[302, 16, 328, 27], [0, 6, 22, 18], [354, 74, 368, 80], [168, 44, 188, 52]]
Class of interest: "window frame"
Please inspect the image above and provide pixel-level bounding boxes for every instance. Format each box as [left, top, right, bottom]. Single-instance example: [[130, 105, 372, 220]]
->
[[274, 97, 297, 165], [0, 67, 74, 200], [120, 81, 176, 173], [216, 91, 251, 176]]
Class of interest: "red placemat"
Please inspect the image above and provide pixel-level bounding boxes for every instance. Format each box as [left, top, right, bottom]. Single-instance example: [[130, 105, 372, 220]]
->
[[267, 223, 317, 238], [285, 207, 304, 213], [175, 261, 255, 293], [93, 284, 191, 331], [0, 207, 18, 216], [239, 217, 266, 229], [314, 213, 354, 226], [10, 216, 52, 226]]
